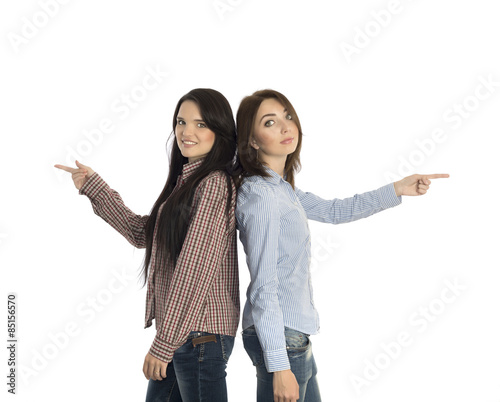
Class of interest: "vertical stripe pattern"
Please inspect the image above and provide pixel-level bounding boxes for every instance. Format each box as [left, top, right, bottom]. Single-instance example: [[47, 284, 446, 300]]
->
[[236, 167, 401, 372]]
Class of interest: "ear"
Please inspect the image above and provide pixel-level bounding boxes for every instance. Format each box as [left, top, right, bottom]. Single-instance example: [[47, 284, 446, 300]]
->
[[250, 138, 260, 150]]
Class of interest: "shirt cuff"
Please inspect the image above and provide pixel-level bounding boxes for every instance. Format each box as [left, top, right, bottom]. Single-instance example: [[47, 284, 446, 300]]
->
[[263, 348, 291, 372], [79, 172, 107, 198], [377, 183, 402, 209], [149, 335, 178, 364]]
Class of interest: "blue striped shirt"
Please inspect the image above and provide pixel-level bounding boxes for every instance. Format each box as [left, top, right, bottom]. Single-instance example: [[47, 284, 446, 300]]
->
[[236, 167, 402, 372]]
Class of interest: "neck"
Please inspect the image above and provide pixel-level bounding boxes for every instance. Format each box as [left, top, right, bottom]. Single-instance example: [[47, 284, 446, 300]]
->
[[261, 155, 287, 178]]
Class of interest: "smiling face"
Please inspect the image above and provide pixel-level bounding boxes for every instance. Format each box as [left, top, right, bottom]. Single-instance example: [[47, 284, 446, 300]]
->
[[250, 98, 299, 167], [175, 100, 216, 163]]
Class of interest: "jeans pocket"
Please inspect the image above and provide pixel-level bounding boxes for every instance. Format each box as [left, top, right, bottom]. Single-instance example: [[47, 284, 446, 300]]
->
[[285, 328, 310, 359], [220, 335, 235, 362], [187, 332, 219, 362], [242, 327, 264, 367]]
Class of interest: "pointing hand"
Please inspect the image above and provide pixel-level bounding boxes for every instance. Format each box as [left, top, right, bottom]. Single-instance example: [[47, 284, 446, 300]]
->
[[394, 174, 450, 197], [54, 160, 95, 190]]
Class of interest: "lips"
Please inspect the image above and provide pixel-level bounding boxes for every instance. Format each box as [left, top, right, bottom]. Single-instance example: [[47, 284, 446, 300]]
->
[[280, 137, 294, 144], [182, 140, 197, 147]]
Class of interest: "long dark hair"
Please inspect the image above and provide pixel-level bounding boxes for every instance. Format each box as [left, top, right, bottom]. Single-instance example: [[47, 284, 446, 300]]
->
[[140, 88, 237, 285], [235, 89, 303, 189]]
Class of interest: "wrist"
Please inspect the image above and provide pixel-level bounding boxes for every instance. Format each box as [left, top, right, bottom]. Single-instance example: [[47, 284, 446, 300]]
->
[[393, 181, 402, 197], [273, 369, 292, 376]]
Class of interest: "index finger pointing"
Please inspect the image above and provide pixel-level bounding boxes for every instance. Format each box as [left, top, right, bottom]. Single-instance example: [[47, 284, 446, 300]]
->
[[425, 174, 450, 179], [54, 164, 77, 173]]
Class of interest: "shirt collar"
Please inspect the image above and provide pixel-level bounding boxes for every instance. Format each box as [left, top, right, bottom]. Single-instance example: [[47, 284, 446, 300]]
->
[[180, 158, 204, 182], [262, 165, 286, 184]]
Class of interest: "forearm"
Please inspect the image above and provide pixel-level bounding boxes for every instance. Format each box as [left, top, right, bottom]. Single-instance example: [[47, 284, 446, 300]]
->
[[393, 181, 403, 197], [249, 285, 290, 372], [79, 172, 148, 248], [298, 183, 402, 224]]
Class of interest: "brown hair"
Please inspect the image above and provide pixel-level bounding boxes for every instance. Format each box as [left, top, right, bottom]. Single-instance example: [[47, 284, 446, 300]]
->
[[235, 89, 302, 189]]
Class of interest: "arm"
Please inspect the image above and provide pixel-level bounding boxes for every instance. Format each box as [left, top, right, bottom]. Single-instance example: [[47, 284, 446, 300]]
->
[[295, 172, 450, 224], [295, 183, 401, 224], [237, 183, 300, 400], [78, 172, 148, 248], [236, 183, 290, 372], [149, 174, 233, 362], [54, 160, 148, 248]]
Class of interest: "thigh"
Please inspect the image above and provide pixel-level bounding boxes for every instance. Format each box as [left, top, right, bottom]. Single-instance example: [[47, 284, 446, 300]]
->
[[243, 326, 321, 402], [304, 374, 321, 402], [285, 327, 314, 386], [285, 328, 320, 402], [145, 360, 182, 402], [174, 332, 234, 402]]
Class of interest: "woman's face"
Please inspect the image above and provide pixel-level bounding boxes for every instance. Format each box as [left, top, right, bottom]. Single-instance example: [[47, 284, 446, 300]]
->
[[175, 100, 216, 163], [250, 98, 298, 162]]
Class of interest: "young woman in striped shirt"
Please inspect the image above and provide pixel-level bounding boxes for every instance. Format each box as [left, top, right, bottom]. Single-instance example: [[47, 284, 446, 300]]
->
[[55, 88, 239, 401], [234, 89, 448, 402]]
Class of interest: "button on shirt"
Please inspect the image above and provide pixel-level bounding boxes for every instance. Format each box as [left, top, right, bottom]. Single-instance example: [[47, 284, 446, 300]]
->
[[236, 167, 402, 372], [79, 159, 239, 363]]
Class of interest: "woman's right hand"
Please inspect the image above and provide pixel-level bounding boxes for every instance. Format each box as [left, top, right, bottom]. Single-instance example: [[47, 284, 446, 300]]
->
[[54, 160, 95, 190], [273, 369, 300, 402]]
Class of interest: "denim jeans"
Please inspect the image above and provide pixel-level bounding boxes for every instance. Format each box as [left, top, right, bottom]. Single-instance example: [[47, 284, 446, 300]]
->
[[145, 331, 235, 402], [242, 326, 321, 402]]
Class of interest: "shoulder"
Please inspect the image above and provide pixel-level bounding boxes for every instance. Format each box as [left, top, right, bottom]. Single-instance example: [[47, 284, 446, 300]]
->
[[293, 185, 306, 198], [239, 175, 276, 194], [195, 170, 234, 200], [236, 176, 279, 223], [239, 176, 276, 200]]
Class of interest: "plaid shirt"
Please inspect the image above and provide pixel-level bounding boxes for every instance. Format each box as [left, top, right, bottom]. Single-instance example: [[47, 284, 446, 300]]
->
[[79, 159, 239, 363]]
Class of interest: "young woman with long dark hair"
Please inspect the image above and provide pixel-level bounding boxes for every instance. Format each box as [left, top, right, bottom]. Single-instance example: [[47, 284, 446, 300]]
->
[[55, 88, 239, 401], [234, 89, 449, 402]]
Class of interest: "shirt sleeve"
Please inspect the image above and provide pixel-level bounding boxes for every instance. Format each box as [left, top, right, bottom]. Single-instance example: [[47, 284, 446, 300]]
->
[[79, 172, 148, 248], [295, 183, 402, 224], [236, 183, 290, 372], [149, 174, 233, 363]]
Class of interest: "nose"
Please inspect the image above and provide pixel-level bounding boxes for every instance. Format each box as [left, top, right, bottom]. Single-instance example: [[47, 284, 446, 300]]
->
[[182, 123, 196, 137], [282, 120, 292, 134]]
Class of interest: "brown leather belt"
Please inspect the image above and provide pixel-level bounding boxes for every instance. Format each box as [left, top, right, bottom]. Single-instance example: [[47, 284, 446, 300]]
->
[[192, 334, 217, 346]]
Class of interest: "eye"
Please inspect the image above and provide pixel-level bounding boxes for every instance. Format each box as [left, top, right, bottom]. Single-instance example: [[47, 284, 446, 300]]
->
[[286, 114, 293, 120], [177, 119, 185, 126], [197, 122, 207, 128], [264, 120, 275, 127]]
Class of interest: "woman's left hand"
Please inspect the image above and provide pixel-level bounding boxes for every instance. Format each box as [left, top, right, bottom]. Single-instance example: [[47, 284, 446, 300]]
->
[[394, 174, 449, 197], [143, 352, 168, 381]]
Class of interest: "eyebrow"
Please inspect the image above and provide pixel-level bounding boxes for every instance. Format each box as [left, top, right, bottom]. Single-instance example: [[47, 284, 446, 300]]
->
[[259, 108, 288, 123], [176, 116, 205, 122]]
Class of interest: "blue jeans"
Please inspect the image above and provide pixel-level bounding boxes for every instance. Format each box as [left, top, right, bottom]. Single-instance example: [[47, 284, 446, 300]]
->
[[242, 326, 321, 402], [145, 331, 235, 402]]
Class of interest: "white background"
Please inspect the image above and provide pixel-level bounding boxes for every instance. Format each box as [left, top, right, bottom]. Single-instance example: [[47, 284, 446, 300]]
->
[[1, 0, 500, 401]]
